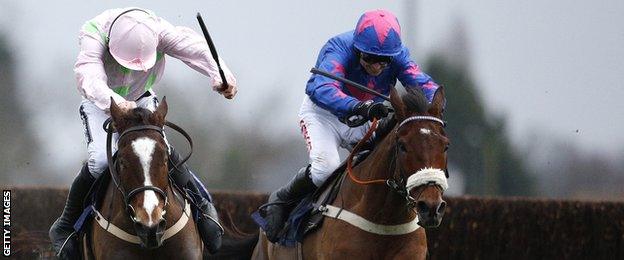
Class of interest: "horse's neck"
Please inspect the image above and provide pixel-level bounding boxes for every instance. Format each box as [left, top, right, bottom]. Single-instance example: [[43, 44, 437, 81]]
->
[[101, 181, 135, 231], [338, 130, 415, 224], [166, 185, 186, 221]]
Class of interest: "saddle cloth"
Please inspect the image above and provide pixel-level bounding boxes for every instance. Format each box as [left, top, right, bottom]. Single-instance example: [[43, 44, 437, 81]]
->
[[252, 150, 371, 247]]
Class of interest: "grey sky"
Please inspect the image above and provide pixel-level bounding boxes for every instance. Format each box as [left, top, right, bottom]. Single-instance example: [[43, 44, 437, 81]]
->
[[1, 0, 623, 179], [421, 1, 624, 157]]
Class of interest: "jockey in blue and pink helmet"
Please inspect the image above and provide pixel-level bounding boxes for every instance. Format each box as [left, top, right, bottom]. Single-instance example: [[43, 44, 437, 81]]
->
[[259, 9, 440, 243], [353, 9, 403, 56]]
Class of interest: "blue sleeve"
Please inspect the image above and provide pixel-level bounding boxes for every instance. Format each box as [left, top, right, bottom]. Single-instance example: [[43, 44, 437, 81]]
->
[[306, 45, 360, 118], [395, 48, 439, 103]]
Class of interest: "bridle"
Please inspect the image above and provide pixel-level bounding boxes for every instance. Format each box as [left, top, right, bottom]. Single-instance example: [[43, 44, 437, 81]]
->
[[388, 115, 448, 208], [105, 120, 194, 219], [346, 115, 449, 208]]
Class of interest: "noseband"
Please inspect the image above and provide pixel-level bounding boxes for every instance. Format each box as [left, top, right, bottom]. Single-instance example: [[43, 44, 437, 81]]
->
[[387, 115, 448, 207]]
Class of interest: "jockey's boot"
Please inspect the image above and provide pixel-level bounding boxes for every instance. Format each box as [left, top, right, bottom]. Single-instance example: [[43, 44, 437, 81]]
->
[[169, 148, 224, 254], [49, 163, 94, 259], [264, 165, 317, 243], [189, 181, 224, 254]]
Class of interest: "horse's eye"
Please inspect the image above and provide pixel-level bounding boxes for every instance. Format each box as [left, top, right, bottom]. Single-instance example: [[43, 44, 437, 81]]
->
[[398, 142, 407, 153], [444, 144, 450, 152]]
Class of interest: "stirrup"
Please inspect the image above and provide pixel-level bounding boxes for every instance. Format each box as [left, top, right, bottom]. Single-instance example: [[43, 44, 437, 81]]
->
[[56, 231, 77, 257], [201, 214, 224, 235], [195, 200, 224, 235]]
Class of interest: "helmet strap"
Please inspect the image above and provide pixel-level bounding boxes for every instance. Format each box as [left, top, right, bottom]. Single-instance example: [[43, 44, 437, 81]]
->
[[107, 8, 150, 47]]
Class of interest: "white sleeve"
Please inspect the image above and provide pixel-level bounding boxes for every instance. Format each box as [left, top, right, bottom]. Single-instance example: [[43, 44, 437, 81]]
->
[[157, 18, 236, 89], [74, 31, 126, 111]]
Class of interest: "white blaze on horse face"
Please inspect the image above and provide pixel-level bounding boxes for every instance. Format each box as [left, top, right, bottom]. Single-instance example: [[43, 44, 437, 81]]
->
[[420, 128, 432, 135], [131, 137, 160, 226]]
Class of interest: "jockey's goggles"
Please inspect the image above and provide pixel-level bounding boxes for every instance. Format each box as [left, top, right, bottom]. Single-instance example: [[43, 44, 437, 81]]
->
[[359, 52, 393, 66]]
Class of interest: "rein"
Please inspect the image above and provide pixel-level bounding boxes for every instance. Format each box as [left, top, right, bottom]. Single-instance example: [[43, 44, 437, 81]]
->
[[346, 118, 385, 185]]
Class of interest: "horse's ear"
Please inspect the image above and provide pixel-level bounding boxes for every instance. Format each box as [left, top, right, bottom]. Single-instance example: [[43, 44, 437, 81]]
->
[[152, 96, 168, 126], [390, 87, 407, 120], [428, 86, 445, 118], [109, 97, 123, 124]]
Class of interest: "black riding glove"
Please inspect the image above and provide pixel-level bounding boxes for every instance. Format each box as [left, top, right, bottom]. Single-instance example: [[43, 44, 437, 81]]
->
[[342, 100, 389, 127], [353, 100, 389, 120]]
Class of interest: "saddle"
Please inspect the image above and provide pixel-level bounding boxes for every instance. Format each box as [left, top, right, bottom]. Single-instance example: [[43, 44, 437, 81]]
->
[[253, 150, 371, 247], [252, 115, 397, 246]]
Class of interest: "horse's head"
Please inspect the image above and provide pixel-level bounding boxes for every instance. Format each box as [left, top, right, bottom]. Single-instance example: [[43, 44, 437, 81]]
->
[[390, 86, 449, 228], [109, 97, 170, 249]]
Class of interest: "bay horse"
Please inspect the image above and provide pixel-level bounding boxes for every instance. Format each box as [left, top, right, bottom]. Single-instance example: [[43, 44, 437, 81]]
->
[[253, 86, 449, 259], [82, 98, 203, 259]]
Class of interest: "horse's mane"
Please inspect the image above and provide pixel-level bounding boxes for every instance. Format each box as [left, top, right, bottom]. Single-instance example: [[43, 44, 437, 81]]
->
[[401, 87, 429, 114], [119, 107, 155, 127]]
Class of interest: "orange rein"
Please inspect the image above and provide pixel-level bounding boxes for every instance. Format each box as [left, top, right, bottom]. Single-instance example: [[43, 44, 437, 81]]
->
[[346, 118, 388, 185]]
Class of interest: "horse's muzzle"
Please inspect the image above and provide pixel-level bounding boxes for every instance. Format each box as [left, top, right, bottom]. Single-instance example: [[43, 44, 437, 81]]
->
[[415, 199, 446, 228], [134, 219, 167, 249]]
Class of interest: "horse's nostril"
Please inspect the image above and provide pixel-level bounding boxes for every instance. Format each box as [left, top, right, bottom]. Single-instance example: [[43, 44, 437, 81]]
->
[[437, 201, 447, 214], [417, 201, 429, 214]]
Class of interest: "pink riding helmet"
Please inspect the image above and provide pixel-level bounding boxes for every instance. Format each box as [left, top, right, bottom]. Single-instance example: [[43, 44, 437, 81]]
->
[[108, 9, 159, 71], [353, 9, 403, 57]]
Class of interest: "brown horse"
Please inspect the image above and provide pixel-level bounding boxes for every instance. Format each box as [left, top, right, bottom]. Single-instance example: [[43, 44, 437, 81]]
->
[[253, 86, 449, 259], [82, 98, 203, 259]]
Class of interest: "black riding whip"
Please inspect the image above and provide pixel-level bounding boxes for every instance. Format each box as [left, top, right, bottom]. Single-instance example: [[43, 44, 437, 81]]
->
[[310, 67, 390, 101], [197, 12, 228, 92]]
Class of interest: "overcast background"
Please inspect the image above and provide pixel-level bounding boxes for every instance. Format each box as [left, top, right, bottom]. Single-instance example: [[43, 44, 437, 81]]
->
[[1, 1, 623, 198]]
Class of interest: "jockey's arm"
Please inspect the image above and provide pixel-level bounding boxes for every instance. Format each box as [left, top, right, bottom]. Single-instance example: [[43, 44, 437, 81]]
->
[[157, 18, 237, 99], [306, 50, 359, 119], [395, 48, 439, 103], [74, 31, 127, 111]]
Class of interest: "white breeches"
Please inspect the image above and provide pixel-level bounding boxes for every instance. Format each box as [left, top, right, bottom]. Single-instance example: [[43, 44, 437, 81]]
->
[[79, 93, 167, 177], [298, 96, 371, 187]]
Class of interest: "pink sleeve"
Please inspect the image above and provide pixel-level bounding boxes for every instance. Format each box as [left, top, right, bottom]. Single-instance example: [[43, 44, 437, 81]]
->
[[157, 18, 236, 89], [74, 32, 126, 111]]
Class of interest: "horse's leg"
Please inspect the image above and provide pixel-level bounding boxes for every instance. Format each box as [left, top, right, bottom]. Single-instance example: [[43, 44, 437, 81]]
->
[[157, 219, 203, 260], [393, 229, 427, 260]]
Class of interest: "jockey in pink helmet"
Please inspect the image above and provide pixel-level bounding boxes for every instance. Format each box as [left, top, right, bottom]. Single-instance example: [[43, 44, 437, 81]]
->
[[108, 10, 160, 72], [49, 7, 236, 258], [259, 9, 440, 243]]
